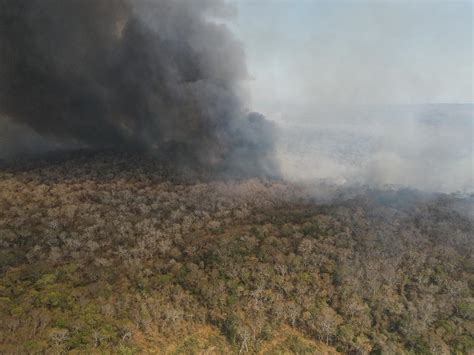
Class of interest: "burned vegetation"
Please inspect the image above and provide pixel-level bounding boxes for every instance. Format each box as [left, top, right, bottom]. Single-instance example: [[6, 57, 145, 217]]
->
[[0, 152, 472, 354]]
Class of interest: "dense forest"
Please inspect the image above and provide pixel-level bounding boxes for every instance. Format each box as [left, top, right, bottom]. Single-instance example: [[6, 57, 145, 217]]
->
[[0, 152, 473, 354]]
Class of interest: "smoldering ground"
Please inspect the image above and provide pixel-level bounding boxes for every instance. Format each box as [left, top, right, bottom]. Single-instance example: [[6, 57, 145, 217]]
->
[[0, 0, 278, 176]]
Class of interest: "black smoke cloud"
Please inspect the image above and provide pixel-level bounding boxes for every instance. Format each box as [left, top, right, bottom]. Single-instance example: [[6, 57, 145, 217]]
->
[[0, 0, 278, 176]]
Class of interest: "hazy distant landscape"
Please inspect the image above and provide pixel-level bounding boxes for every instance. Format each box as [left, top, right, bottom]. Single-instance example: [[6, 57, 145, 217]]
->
[[3, 103, 472, 194], [278, 104, 473, 193]]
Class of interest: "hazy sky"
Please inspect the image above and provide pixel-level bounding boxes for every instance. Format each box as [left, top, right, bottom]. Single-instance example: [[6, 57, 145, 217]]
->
[[226, 0, 473, 117]]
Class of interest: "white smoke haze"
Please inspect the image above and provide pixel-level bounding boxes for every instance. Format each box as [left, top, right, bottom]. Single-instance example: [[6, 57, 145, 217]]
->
[[276, 104, 473, 193], [228, 0, 473, 193]]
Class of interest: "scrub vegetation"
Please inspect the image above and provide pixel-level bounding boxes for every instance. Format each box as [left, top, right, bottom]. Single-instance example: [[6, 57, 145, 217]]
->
[[0, 152, 472, 354]]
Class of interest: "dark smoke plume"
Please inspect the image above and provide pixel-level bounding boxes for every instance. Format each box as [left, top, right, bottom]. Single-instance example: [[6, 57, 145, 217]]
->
[[0, 0, 277, 176]]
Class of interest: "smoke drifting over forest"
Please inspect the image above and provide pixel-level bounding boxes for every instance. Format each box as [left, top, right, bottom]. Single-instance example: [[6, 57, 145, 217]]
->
[[0, 0, 472, 193], [276, 104, 473, 193], [0, 0, 277, 176]]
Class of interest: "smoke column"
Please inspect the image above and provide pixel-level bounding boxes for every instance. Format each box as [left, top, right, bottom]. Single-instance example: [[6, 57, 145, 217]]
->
[[0, 0, 277, 176]]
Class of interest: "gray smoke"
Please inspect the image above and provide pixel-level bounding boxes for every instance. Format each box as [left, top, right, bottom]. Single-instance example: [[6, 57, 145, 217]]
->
[[0, 0, 278, 176]]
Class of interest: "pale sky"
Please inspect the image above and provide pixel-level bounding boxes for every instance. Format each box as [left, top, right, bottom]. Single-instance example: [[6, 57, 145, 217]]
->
[[226, 0, 473, 118]]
